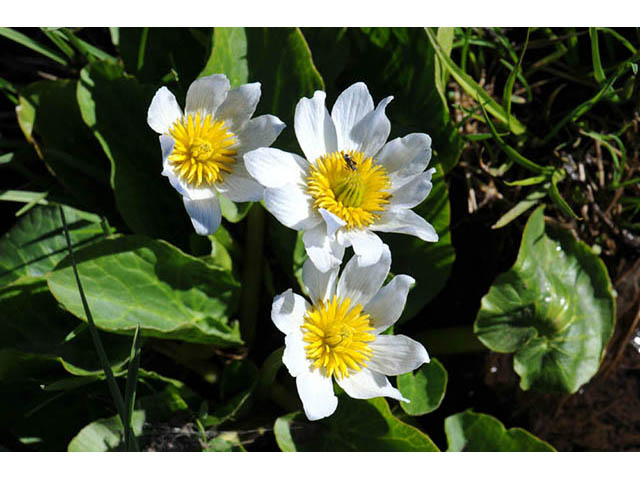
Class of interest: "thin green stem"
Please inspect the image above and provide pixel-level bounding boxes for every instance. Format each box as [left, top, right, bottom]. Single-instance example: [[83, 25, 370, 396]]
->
[[58, 205, 137, 451]]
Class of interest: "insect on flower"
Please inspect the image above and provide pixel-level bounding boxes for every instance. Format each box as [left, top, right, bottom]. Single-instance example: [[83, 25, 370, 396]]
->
[[244, 82, 438, 272]]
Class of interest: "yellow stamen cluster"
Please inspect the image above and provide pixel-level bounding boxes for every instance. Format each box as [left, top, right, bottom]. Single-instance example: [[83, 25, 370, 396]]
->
[[168, 112, 237, 187], [302, 295, 376, 379], [307, 151, 391, 229]]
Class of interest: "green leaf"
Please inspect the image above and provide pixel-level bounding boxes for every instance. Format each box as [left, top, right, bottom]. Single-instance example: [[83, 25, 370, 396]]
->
[[15, 80, 117, 217], [67, 410, 146, 452], [245, 27, 324, 151], [274, 394, 439, 451], [199, 27, 248, 86], [385, 165, 455, 321], [48, 235, 242, 346], [491, 189, 547, 229], [117, 27, 210, 89], [0, 205, 104, 287], [425, 27, 526, 136], [397, 358, 447, 416], [76, 61, 191, 246], [445, 410, 555, 451], [0, 277, 131, 379], [475, 206, 616, 393]]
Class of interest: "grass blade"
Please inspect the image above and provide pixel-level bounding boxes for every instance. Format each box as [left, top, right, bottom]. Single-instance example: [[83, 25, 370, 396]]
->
[[540, 73, 618, 145], [0, 189, 50, 204], [503, 28, 530, 130], [479, 100, 550, 174], [492, 189, 547, 229], [58, 205, 135, 451], [589, 28, 606, 84], [0, 27, 68, 66], [123, 324, 142, 452], [40, 28, 75, 61], [425, 27, 526, 136], [548, 174, 580, 220], [59, 28, 117, 63]]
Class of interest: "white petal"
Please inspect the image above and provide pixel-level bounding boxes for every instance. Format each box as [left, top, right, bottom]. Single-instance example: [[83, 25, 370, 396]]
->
[[244, 147, 308, 189], [319, 208, 346, 238], [375, 133, 432, 178], [350, 96, 393, 159], [302, 257, 338, 305], [147, 87, 182, 134], [162, 156, 217, 201], [214, 82, 261, 132], [336, 243, 390, 307], [185, 74, 230, 116], [388, 171, 433, 209], [235, 115, 286, 155], [371, 209, 438, 242], [368, 335, 429, 376], [294, 91, 338, 163], [331, 82, 374, 152], [214, 160, 264, 202], [282, 329, 309, 378], [365, 274, 415, 334], [264, 182, 320, 231], [303, 223, 345, 273], [296, 370, 338, 421], [336, 368, 407, 402], [271, 288, 309, 335], [340, 228, 384, 267], [183, 195, 222, 235]]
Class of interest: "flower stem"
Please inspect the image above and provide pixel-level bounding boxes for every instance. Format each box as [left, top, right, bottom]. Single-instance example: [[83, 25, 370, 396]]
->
[[239, 203, 265, 348]]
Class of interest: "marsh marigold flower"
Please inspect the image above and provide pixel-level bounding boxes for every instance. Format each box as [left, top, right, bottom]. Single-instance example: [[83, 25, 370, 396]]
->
[[245, 82, 437, 272], [272, 244, 429, 421], [147, 74, 285, 234]]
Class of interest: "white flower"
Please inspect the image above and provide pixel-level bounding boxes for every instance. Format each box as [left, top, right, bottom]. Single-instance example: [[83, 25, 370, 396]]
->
[[244, 82, 437, 272], [147, 74, 285, 235], [272, 244, 429, 421]]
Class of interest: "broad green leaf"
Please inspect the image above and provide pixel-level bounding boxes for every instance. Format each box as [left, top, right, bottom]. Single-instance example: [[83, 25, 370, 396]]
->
[[48, 235, 242, 346], [67, 410, 146, 452], [274, 394, 439, 451], [397, 358, 447, 416], [425, 27, 526, 136], [118, 27, 211, 90], [342, 27, 462, 173], [15, 80, 117, 217], [384, 165, 455, 321], [0, 277, 131, 379], [199, 27, 248, 87], [76, 61, 191, 247], [219, 195, 252, 223], [445, 410, 555, 452], [475, 206, 615, 393], [0, 205, 105, 287], [245, 27, 324, 151]]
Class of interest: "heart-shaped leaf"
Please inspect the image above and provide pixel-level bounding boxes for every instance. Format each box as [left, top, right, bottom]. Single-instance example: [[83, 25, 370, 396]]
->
[[48, 235, 241, 346], [445, 410, 554, 451], [474, 206, 615, 393]]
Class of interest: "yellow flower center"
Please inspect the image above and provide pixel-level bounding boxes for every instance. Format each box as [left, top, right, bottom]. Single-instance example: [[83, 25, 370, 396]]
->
[[302, 295, 376, 379], [306, 151, 391, 229], [168, 112, 237, 187]]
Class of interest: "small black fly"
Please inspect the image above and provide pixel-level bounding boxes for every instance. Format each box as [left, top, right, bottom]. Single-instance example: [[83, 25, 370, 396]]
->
[[343, 152, 357, 171]]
